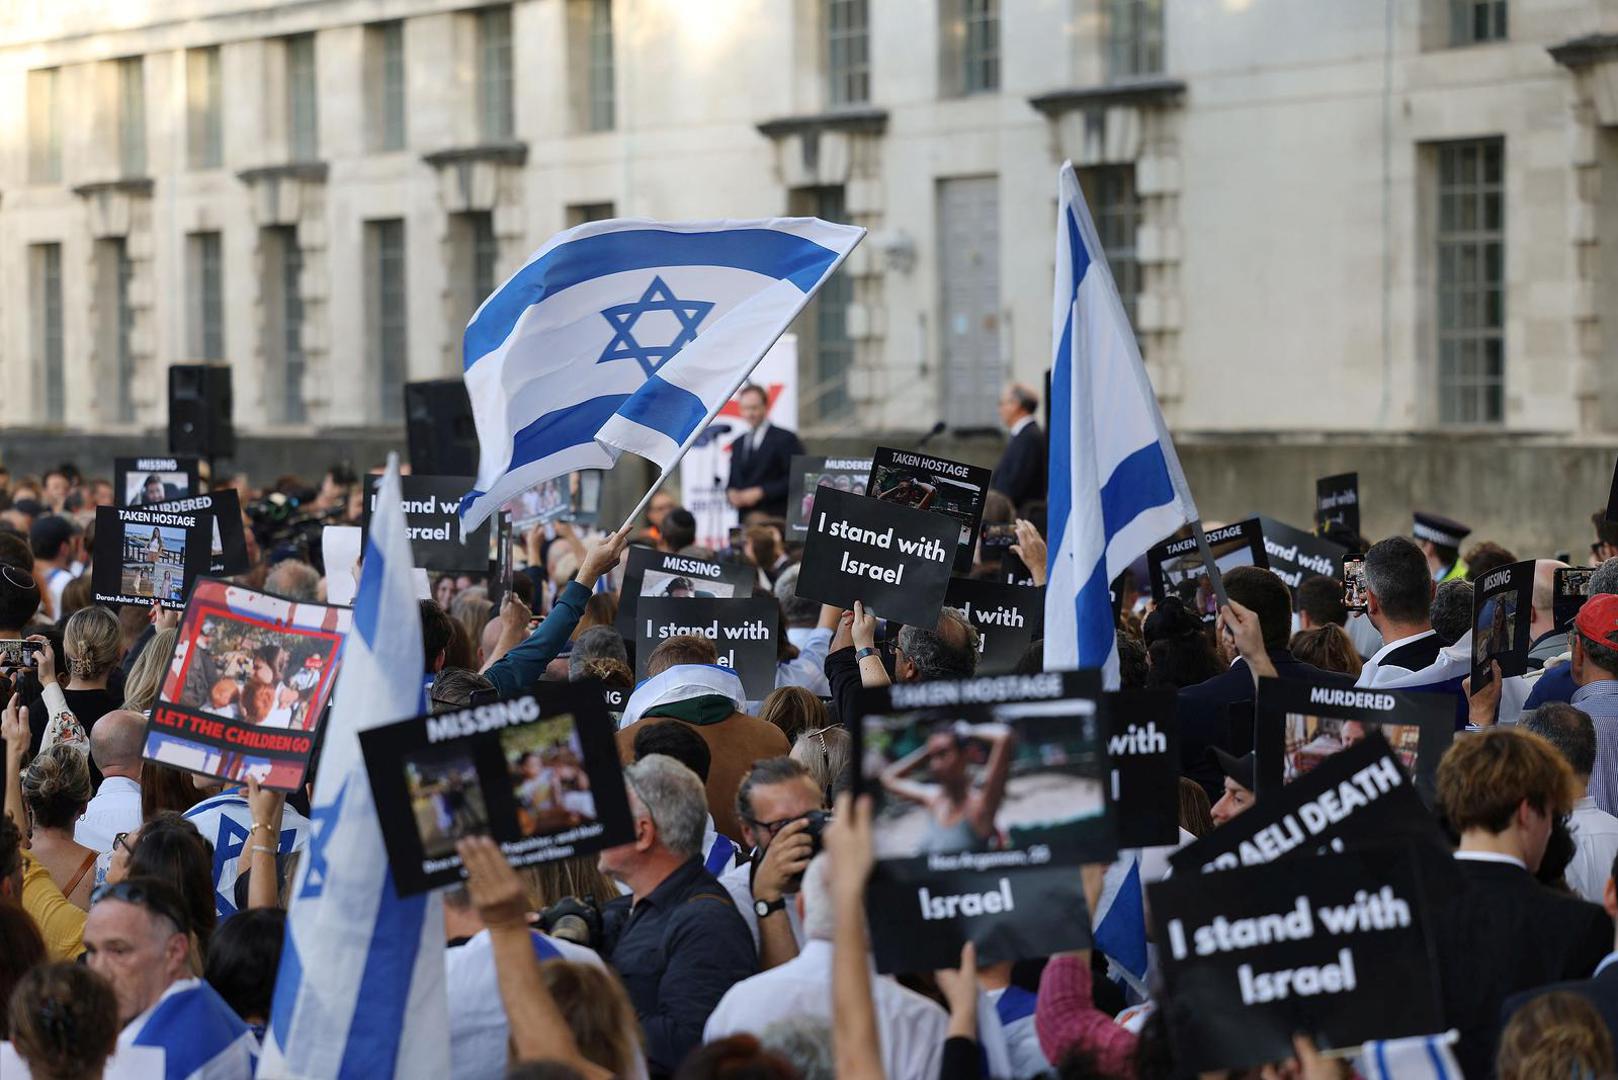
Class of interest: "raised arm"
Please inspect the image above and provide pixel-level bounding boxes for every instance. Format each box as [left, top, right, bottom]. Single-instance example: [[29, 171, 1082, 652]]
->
[[827, 793, 884, 1080], [966, 723, 1016, 840]]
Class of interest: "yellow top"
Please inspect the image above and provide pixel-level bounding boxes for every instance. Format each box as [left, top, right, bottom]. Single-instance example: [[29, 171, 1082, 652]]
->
[[20, 849, 86, 961]]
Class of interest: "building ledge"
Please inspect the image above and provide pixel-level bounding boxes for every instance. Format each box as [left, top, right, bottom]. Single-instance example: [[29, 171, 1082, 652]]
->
[[1028, 77, 1187, 117], [755, 106, 889, 140], [71, 178, 154, 199], [421, 142, 529, 168], [237, 162, 328, 185], [1549, 33, 1618, 68]]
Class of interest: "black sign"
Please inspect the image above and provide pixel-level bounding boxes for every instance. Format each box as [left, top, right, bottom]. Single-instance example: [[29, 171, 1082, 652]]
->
[[785, 455, 873, 539], [150, 489, 250, 577], [615, 546, 760, 640], [1151, 843, 1442, 1072], [116, 456, 201, 508], [1257, 516, 1346, 599], [797, 486, 958, 629], [867, 447, 991, 574], [1471, 559, 1535, 687], [91, 506, 213, 610], [634, 596, 779, 700], [1148, 518, 1269, 624], [601, 686, 628, 719], [1170, 732, 1447, 877], [502, 471, 603, 531], [360, 682, 634, 897], [1314, 472, 1360, 537], [854, 671, 1113, 972], [1555, 566, 1598, 632], [142, 579, 349, 791], [1607, 454, 1618, 524], [1253, 678, 1455, 808], [1103, 690, 1182, 848], [363, 474, 494, 573], [945, 578, 1043, 676]]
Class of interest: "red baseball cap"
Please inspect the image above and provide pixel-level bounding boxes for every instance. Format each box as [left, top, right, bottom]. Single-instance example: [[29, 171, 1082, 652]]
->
[[1575, 594, 1618, 649]]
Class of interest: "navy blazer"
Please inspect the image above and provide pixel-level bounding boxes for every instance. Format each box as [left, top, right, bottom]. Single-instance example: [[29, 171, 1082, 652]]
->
[[1177, 650, 1356, 799], [1501, 955, 1618, 1054], [990, 421, 1046, 510], [726, 424, 804, 520]]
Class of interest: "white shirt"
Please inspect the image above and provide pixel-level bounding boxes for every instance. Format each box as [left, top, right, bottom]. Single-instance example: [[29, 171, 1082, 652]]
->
[[749, 420, 771, 452], [774, 626, 833, 697], [1345, 612, 1384, 661], [718, 857, 805, 953], [444, 929, 637, 1080], [75, 775, 142, 853], [1567, 795, 1618, 904], [1453, 850, 1528, 871], [1010, 414, 1035, 437], [704, 940, 948, 1080], [1357, 629, 1440, 687]]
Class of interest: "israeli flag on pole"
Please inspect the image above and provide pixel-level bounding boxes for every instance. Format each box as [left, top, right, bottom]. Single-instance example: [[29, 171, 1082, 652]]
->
[[1045, 162, 1197, 688], [259, 455, 448, 1079], [457, 217, 865, 533], [1092, 852, 1149, 993]]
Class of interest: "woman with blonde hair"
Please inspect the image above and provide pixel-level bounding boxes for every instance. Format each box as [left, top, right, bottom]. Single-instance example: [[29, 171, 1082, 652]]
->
[[1497, 990, 1614, 1080], [539, 960, 645, 1077], [122, 626, 178, 713], [21, 744, 98, 909], [791, 724, 851, 802], [757, 686, 828, 744]]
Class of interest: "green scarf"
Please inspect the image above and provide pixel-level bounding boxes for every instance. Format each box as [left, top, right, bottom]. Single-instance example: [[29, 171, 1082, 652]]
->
[[646, 695, 735, 726]]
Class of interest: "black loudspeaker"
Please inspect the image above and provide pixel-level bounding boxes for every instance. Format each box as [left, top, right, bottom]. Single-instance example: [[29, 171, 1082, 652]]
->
[[404, 379, 480, 477], [168, 364, 235, 459]]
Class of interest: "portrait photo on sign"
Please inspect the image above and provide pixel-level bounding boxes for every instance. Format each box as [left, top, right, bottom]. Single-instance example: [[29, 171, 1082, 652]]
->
[[115, 457, 200, 507], [404, 747, 491, 860], [503, 715, 597, 839], [143, 578, 350, 790], [866, 448, 990, 571], [122, 523, 190, 603], [862, 698, 1108, 862], [1555, 567, 1597, 631], [787, 457, 872, 536], [641, 569, 736, 600]]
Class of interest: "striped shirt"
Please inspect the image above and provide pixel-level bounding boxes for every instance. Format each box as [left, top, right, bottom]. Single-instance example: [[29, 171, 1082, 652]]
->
[[1575, 680, 1618, 816]]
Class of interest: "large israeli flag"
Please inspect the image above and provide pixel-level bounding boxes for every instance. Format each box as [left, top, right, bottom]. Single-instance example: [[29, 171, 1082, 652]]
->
[[457, 217, 865, 533], [1045, 162, 1197, 687], [259, 455, 448, 1079]]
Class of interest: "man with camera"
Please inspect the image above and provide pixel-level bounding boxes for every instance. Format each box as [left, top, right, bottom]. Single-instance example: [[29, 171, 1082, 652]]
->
[[718, 757, 827, 970]]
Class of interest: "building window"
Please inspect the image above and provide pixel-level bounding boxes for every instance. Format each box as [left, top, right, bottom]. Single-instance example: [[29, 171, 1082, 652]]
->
[[368, 220, 407, 423], [1451, 0, 1506, 44], [286, 34, 319, 162], [792, 187, 854, 421], [943, 0, 999, 96], [119, 57, 147, 178], [265, 227, 306, 424], [452, 211, 499, 329], [187, 47, 223, 170], [1435, 138, 1505, 425], [32, 244, 65, 423], [1080, 166, 1142, 329], [98, 240, 135, 422], [188, 232, 225, 361], [581, 0, 615, 131], [825, 0, 870, 108], [1105, 0, 1164, 80], [565, 202, 616, 227], [478, 6, 515, 141], [28, 68, 60, 184], [369, 21, 406, 151]]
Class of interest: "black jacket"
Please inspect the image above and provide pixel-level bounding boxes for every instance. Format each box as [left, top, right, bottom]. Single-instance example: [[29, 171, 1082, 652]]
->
[[989, 421, 1046, 510], [726, 424, 804, 520], [1432, 858, 1612, 1078], [1176, 650, 1355, 799], [1501, 953, 1618, 1050]]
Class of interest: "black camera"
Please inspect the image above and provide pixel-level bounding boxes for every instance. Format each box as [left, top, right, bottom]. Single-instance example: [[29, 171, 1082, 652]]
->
[[799, 809, 832, 857], [536, 895, 604, 949]]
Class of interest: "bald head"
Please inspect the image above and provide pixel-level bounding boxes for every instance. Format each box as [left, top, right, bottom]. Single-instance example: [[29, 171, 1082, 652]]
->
[[265, 559, 321, 602], [1531, 558, 1571, 641], [91, 710, 148, 777]]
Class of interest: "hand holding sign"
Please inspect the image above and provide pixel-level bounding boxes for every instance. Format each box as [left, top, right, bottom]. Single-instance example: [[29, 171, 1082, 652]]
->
[[851, 601, 878, 651], [1464, 659, 1503, 728]]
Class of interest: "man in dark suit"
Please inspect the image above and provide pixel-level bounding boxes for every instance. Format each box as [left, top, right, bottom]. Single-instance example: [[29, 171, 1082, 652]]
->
[[1432, 727, 1613, 1079], [1178, 565, 1355, 799], [1500, 849, 1618, 1045], [989, 384, 1045, 511], [726, 383, 803, 523]]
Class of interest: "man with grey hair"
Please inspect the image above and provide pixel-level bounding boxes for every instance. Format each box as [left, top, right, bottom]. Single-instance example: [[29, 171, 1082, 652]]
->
[[990, 382, 1045, 510], [1356, 536, 1442, 687], [1430, 579, 1474, 647], [567, 625, 629, 681], [600, 754, 757, 1075], [1521, 702, 1618, 903], [703, 854, 949, 1080], [895, 607, 981, 683], [265, 558, 321, 602]]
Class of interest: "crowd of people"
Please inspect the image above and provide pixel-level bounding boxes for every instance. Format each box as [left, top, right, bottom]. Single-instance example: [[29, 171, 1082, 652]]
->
[[3, 393, 1618, 1080]]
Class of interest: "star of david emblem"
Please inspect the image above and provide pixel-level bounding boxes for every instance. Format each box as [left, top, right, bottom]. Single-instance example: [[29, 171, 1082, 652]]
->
[[598, 276, 714, 377], [297, 775, 350, 901]]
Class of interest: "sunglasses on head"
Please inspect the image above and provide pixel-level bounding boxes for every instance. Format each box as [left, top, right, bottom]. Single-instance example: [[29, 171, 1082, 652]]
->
[[90, 880, 190, 936]]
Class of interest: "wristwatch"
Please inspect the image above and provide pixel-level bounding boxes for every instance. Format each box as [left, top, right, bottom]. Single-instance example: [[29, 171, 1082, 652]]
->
[[754, 896, 787, 919], [855, 646, 878, 661]]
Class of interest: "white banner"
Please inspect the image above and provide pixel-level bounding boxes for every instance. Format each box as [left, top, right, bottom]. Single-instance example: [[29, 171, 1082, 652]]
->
[[679, 334, 799, 552]]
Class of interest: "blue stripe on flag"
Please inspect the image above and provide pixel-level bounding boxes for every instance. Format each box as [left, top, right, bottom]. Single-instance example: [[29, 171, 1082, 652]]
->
[[464, 229, 841, 369], [354, 544, 385, 646], [1045, 311, 1073, 577], [617, 374, 709, 445], [1425, 1038, 1451, 1080], [1092, 857, 1147, 979], [338, 867, 429, 1079], [1066, 207, 1092, 290], [1099, 441, 1176, 541], [1076, 558, 1117, 670], [268, 928, 302, 1050]]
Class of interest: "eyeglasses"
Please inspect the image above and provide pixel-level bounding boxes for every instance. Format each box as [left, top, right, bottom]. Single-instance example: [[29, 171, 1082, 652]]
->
[[112, 832, 132, 854], [90, 880, 190, 935]]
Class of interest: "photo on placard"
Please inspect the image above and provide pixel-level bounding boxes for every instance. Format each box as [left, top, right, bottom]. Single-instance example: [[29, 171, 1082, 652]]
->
[[641, 569, 737, 600], [866, 447, 991, 573], [1284, 714, 1418, 782], [503, 477, 572, 530], [1148, 519, 1269, 623], [615, 546, 760, 639], [115, 457, 200, 508], [503, 715, 597, 839], [1470, 559, 1536, 686], [122, 523, 190, 603], [786, 456, 874, 538], [1554, 567, 1597, 632], [92, 506, 213, 611], [404, 747, 490, 860]]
